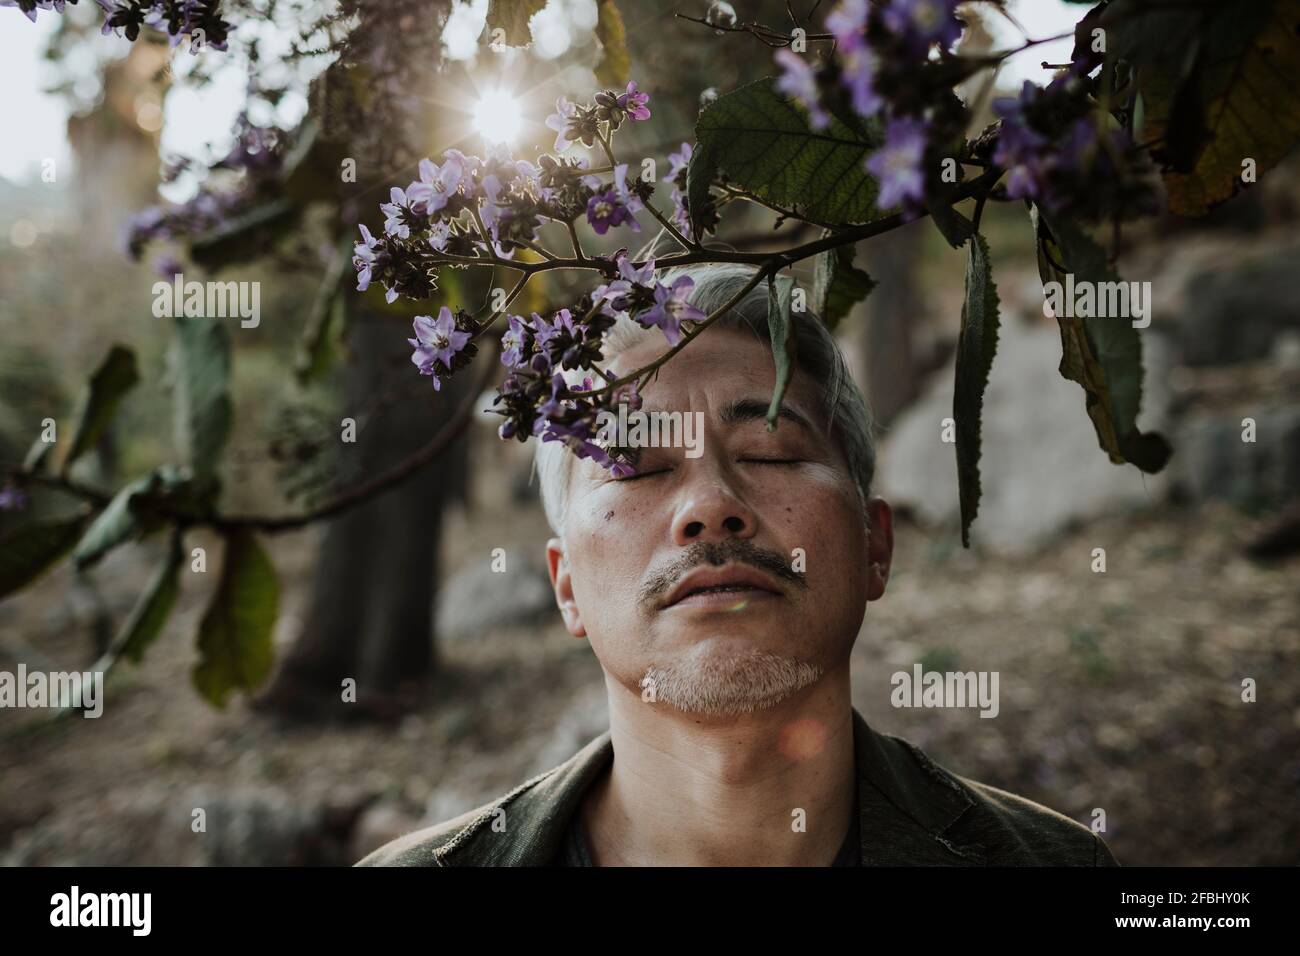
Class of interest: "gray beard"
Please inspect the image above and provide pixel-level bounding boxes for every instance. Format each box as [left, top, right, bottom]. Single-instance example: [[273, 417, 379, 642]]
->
[[640, 644, 822, 717]]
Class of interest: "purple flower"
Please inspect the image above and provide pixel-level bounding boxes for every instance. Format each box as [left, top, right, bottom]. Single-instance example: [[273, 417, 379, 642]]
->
[[667, 142, 692, 183], [353, 224, 381, 291], [545, 97, 578, 152], [500, 314, 529, 367], [882, 0, 963, 54], [635, 276, 705, 346], [407, 157, 462, 216], [428, 220, 452, 252], [867, 117, 928, 212], [825, 0, 870, 51], [992, 83, 1051, 200], [840, 44, 883, 116], [774, 49, 830, 130], [409, 307, 471, 389], [586, 164, 642, 235], [0, 484, 27, 512], [153, 254, 184, 279], [381, 186, 411, 239], [617, 81, 651, 122]]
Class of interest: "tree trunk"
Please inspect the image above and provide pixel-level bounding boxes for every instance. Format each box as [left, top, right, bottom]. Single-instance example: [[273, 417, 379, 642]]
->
[[259, 304, 469, 721]]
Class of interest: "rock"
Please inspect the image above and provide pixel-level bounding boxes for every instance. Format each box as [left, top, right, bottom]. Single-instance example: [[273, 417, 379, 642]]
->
[[1170, 404, 1300, 507], [436, 556, 557, 642], [1174, 242, 1300, 367], [876, 321, 1172, 554]]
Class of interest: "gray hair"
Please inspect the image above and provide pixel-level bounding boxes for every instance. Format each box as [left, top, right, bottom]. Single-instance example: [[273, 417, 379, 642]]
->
[[534, 263, 875, 535]]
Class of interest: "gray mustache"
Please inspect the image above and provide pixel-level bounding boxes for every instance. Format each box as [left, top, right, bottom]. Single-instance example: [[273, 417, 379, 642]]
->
[[638, 540, 807, 610]]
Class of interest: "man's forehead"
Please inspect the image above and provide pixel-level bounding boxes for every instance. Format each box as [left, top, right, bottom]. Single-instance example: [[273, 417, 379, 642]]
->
[[611, 329, 823, 423]]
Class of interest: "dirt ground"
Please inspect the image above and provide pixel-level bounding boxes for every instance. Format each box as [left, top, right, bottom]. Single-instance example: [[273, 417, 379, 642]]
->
[[1, 457, 1296, 866]]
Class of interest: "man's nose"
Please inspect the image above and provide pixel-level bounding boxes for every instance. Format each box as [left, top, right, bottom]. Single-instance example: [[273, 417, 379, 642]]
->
[[670, 472, 758, 545]]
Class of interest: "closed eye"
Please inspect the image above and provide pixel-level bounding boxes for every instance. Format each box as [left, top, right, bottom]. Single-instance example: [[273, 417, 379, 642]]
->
[[615, 468, 670, 482], [740, 457, 803, 465]]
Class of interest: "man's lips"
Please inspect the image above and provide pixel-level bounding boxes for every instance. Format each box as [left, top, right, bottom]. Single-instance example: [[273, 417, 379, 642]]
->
[[661, 564, 785, 609]]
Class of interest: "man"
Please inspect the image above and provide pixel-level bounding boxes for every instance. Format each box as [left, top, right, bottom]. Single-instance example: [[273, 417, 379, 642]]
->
[[358, 264, 1119, 867]]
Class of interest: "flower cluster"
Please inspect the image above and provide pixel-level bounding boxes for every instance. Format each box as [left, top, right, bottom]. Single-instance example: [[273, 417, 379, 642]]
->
[[483, 252, 706, 474], [989, 77, 1157, 222], [355, 83, 653, 297], [356, 81, 718, 478], [7, 0, 236, 49], [774, 0, 1151, 223], [774, 0, 969, 217], [126, 117, 286, 267]]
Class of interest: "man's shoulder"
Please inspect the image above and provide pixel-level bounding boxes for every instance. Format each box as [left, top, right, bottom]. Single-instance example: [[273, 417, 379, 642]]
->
[[884, 732, 1118, 866], [354, 770, 556, 867], [354, 733, 613, 867]]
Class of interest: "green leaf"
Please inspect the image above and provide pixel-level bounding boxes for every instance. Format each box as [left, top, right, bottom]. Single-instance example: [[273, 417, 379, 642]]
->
[[953, 233, 1001, 548], [765, 273, 796, 430], [189, 198, 300, 270], [926, 200, 974, 250], [594, 0, 630, 88], [192, 530, 279, 709], [72, 473, 162, 569], [117, 531, 184, 664], [1032, 203, 1172, 473], [685, 140, 720, 239], [1112, 0, 1300, 216], [62, 345, 139, 474], [23, 434, 54, 473], [812, 242, 876, 331], [295, 234, 353, 384], [692, 77, 885, 226], [172, 315, 232, 489], [485, 0, 547, 46], [0, 514, 89, 600]]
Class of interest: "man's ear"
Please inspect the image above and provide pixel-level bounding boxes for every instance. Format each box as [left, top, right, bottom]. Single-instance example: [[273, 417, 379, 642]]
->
[[546, 537, 587, 638], [864, 497, 894, 602]]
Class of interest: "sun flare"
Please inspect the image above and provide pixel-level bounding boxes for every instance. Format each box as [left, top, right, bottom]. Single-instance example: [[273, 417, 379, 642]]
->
[[471, 88, 522, 146]]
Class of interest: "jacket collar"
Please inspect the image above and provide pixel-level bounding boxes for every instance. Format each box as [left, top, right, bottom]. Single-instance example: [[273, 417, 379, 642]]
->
[[435, 708, 984, 866]]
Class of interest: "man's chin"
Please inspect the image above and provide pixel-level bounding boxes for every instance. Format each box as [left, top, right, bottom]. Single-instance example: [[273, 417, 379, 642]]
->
[[639, 642, 823, 718]]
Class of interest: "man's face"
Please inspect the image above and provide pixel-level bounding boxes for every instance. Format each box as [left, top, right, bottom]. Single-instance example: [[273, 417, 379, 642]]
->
[[546, 325, 893, 716]]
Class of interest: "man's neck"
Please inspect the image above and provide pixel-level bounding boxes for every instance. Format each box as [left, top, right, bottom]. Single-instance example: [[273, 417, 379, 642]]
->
[[579, 667, 857, 866]]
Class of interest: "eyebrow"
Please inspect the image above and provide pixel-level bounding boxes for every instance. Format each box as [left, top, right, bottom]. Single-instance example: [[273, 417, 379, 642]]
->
[[718, 397, 816, 432]]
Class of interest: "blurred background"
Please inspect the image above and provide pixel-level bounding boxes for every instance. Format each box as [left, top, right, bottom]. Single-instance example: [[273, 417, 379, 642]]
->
[[0, 0, 1297, 866]]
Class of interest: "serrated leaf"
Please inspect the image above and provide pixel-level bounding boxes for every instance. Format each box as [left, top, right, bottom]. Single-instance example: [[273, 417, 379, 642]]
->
[[812, 242, 876, 331], [953, 233, 1000, 548], [63, 345, 139, 474], [485, 0, 547, 46], [192, 530, 279, 709], [594, 0, 630, 88], [693, 78, 885, 226], [0, 514, 89, 600], [1033, 203, 1172, 473], [1114, 0, 1300, 216], [172, 315, 232, 489], [765, 274, 797, 430], [117, 532, 183, 664]]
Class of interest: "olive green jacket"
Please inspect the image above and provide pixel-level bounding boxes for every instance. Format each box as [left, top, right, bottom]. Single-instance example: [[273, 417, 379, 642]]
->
[[357, 709, 1119, 866]]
